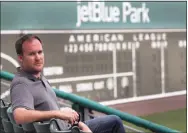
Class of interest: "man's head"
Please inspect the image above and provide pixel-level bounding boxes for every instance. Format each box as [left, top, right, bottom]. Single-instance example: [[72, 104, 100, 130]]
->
[[15, 34, 44, 75]]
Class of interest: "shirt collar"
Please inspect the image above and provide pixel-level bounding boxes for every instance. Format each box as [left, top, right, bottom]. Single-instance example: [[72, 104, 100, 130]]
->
[[17, 67, 43, 82]]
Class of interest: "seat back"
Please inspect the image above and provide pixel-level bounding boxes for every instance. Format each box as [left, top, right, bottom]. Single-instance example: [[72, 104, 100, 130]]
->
[[0, 117, 4, 131], [12, 124, 24, 133], [0, 99, 10, 120], [1, 118, 14, 133], [49, 119, 88, 133], [50, 119, 71, 133], [7, 106, 16, 124], [0, 99, 5, 132], [0, 129, 5, 133], [22, 122, 36, 133], [33, 121, 51, 133], [0, 99, 14, 133], [7, 106, 24, 133]]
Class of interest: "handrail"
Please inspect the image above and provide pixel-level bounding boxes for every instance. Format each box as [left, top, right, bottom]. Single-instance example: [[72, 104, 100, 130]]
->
[[0, 70, 180, 133]]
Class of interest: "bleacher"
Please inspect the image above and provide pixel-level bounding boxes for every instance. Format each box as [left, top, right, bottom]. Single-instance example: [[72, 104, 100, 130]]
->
[[0, 98, 96, 133]]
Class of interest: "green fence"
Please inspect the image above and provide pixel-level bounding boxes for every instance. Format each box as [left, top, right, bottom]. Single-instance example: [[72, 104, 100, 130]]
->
[[0, 70, 180, 133]]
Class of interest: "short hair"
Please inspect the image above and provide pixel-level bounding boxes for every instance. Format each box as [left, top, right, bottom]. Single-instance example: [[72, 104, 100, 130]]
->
[[15, 34, 42, 55]]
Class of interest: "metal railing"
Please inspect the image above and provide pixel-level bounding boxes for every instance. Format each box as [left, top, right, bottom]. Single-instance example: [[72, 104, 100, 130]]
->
[[0, 70, 180, 133]]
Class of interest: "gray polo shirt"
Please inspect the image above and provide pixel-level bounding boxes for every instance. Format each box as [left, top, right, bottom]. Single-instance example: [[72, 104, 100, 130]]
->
[[10, 70, 69, 130], [10, 70, 59, 111]]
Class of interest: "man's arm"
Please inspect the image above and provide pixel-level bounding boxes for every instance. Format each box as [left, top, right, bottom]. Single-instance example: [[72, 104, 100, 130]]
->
[[14, 108, 57, 124], [14, 107, 79, 125]]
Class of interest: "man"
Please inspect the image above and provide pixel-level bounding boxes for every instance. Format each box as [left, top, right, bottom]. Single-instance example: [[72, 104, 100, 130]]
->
[[10, 34, 126, 133]]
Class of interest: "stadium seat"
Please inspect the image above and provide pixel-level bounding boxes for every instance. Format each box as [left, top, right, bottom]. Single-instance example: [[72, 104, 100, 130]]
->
[[34, 119, 82, 133], [7, 106, 16, 124], [0, 117, 4, 131], [49, 118, 90, 133], [0, 129, 5, 133], [33, 121, 51, 133], [1, 99, 91, 133], [0, 99, 10, 120], [3, 102, 35, 133], [0, 100, 5, 132], [1, 118, 14, 133], [0, 99, 14, 133], [7, 106, 24, 133], [22, 122, 36, 133], [12, 124, 24, 133]]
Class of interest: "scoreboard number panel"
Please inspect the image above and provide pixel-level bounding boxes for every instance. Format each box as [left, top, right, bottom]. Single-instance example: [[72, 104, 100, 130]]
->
[[1, 30, 186, 102]]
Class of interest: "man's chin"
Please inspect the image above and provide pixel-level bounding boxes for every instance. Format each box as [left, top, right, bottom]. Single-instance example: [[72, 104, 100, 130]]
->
[[32, 67, 43, 73], [35, 68, 43, 72]]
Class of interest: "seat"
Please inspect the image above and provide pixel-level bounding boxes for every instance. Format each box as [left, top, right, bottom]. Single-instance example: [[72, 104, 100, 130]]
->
[[0, 117, 4, 130], [7, 106, 16, 124], [0, 129, 5, 133], [1, 99, 34, 133], [49, 118, 88, 133], [0, 100, 5, 132], [33, 121, 51, 133], [0, 99, 14, 133], [13, 124, 25, 133], [50, 119, 71, 133], [34, 119, 77, 133], [0, 99, 10, 120], [22, 122, 36, 133], [1, 114, 14, 133], [7, 106, 24, 133]]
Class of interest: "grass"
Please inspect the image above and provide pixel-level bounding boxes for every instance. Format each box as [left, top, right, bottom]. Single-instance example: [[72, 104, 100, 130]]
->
[[123, 108, 186, 132]]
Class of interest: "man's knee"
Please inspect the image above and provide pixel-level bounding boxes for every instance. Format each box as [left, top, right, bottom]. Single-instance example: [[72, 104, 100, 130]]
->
[[108, 115, 123, 125]]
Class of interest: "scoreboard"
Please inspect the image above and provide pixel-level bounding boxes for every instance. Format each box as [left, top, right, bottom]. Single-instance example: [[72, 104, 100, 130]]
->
[[1, 30, 186, 102]]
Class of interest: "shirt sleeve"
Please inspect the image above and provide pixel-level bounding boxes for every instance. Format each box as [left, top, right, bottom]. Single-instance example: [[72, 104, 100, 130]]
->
[[10, 80, 34, 111]]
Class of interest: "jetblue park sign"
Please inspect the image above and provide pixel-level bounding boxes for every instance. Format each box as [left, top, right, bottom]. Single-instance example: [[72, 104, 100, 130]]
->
[[76, 2, 150, 27], [1, 1, 186, 30]]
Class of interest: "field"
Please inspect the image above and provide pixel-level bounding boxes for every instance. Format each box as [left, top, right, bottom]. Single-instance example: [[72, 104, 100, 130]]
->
[[124, 108, 186, 132]]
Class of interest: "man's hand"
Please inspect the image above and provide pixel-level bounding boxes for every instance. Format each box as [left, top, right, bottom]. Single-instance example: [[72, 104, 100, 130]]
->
[[78, 122, 92, 132], [59, 107, 79, 125]]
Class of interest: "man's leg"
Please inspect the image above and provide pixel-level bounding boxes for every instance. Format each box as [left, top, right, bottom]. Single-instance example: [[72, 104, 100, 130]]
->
[[84, 115, 126, 133]]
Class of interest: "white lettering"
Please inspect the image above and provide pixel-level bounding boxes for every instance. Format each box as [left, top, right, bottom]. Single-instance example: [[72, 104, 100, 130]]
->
[[104, 34, 110, 42], [122, 2, 132, 22], [76, 3, 82, 27], [113, 7, 120, 22], [111, 34, 117, 41], [93, 34, 99, 42], [121, 77, 129, 88], [122, 2, 150, 23], [86, 34, 91, 42], [94, 81, 104, 90], [69, 35, 75, 42], [106, 78, 114, 90], [141, 3, 150, 22], [116, 42, 121, 50], [43, 66, 63, 76], [76, 2, 120, 27], [77, 35, 84, 42], [76, 82, 93, 92], [92, 2, 101, 22], [59, 85, 73, 93], [130, 7, 140, 23], [118, 34, 124, 41]]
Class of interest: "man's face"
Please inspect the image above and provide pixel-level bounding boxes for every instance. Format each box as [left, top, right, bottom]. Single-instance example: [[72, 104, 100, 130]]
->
[[18, 38, 44, 74]]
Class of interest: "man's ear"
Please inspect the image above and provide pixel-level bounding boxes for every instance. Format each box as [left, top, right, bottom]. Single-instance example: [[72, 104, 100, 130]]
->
[[18, 55, 23, 63]]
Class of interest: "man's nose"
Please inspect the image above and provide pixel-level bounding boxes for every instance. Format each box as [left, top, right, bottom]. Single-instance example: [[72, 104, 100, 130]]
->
[[35, 53, 41, 60]]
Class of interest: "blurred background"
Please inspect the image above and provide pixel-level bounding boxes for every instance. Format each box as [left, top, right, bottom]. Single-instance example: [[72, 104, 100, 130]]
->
[[1, 1, 186, 132]]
